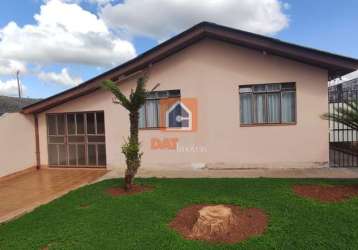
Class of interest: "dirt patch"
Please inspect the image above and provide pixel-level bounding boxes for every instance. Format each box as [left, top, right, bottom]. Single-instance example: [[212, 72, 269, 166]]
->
[[106, 185, 153, 197], [79, 203, 91, 208], [169, 204, 267, 244], [293, 184, 358, 202]]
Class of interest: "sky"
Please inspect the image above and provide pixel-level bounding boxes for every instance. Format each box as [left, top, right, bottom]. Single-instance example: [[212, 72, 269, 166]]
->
[[0, 0, 357, 98]]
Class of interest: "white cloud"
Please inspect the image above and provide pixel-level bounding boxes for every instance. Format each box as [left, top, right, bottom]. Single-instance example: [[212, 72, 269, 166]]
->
[[0, 79, 26, 96], [0, 59, 27, 76], [100, 0, 289, 41], [283, 3, 290, 10], [87, 0, 113, 5], [0, 0, 136, 67], [38, 68, 83, 86], [60, 0, 113, 5]]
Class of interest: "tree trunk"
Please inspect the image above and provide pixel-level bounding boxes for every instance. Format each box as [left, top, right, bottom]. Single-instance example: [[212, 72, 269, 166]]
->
[[123, 110, 140, 191], [124, 173, 133, 191], [191, 205, 235, 239], [129, 111, 139, 144]]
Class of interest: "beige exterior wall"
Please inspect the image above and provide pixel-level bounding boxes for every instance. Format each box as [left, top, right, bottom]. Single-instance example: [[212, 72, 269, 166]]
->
[[0, 113, 36, 177], [38, 38, 329, 170]]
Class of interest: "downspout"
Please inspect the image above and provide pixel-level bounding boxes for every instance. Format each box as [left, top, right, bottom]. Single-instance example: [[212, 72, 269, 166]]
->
[[34, 113, 41, 169]]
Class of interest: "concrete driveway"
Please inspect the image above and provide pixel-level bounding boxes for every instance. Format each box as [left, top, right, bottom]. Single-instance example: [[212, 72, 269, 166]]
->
[[0, 168, 107, 224], [104, 166, 358, 179]]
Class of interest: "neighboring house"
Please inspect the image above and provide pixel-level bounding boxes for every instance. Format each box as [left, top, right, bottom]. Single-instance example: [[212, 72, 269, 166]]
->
[[0, 96, 40, 116], [329, 77, 358, 103], [6, 22, 358, 174], [328, 78, 358, 144]]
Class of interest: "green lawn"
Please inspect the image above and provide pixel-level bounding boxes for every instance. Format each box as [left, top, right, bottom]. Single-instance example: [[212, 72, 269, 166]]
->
[[1, 178, 358, 249]]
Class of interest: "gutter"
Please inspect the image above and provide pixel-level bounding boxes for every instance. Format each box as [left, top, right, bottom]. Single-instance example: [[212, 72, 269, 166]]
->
[[33, 113, 40, 169]]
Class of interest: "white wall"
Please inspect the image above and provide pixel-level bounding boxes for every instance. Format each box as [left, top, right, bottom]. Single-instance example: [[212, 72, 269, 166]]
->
[[0, 113, 36, 177]]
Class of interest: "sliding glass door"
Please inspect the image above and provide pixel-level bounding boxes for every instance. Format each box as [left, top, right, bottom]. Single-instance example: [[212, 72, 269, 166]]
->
[[47, 111, 106, 168]]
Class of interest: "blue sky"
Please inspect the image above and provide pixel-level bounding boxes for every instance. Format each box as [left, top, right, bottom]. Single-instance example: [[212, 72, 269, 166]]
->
[[0, 0, 357, 98]]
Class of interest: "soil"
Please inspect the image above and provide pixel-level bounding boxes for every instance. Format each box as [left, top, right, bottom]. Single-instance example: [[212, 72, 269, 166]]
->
[[106, 185, 153, 197], [79, 203, 91, 208], [169, 204, 268, 244], [293, 184, 358, 202]]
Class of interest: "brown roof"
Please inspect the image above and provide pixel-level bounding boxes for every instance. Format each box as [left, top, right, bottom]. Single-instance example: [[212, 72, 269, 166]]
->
[[22, 22, 358, 114]]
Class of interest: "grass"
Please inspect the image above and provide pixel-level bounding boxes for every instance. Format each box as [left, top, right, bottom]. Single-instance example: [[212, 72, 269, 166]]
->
[[1, 178, 358, 249]]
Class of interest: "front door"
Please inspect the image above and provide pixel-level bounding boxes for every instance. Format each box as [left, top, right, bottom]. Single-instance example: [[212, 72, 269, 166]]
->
[[47, 111, 106, 168]]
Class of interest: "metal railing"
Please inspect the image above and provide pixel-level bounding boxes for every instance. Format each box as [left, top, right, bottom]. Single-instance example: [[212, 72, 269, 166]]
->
[[328, 87, 358, 167]]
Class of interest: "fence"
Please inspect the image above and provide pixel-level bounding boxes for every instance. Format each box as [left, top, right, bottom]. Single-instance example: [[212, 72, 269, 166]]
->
[[328, 86, 358, 167]]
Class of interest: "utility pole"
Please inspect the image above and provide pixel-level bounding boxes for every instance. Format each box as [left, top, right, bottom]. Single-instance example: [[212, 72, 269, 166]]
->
[[16, 70, 22, 99]]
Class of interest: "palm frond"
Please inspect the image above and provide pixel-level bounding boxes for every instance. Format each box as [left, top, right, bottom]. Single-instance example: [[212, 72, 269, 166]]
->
[[102, 80, 131, 110], [322, 100, 358, 130], [129, 77, 147, 110]]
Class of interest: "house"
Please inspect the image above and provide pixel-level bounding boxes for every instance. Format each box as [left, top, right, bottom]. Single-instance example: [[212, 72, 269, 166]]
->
[[0, 96, 40, 116], [2, 22, 358, 176], [329, 77, 358, 103]]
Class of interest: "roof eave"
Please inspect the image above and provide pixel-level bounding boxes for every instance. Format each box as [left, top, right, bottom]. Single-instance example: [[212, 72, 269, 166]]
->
[[22, 22, 358, 114]]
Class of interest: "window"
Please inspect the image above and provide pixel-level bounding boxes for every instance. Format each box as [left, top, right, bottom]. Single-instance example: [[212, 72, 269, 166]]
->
[[239, 83, 296, 125], [139, 89, 180, 128], [47, 111, 106, 167]]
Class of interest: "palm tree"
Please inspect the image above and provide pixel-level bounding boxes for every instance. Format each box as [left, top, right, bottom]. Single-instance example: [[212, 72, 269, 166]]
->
[[102, 77, 147, 191], [322, 100, 358, 130]]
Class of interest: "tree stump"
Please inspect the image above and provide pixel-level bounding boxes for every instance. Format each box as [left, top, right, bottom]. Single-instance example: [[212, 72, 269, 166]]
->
[[191, 205, 235, 239]]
